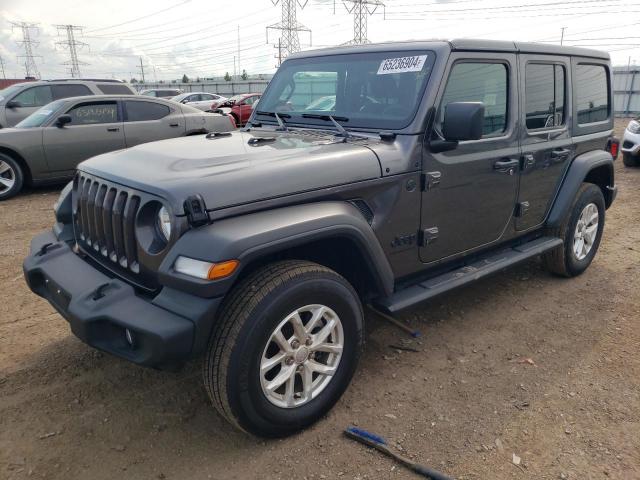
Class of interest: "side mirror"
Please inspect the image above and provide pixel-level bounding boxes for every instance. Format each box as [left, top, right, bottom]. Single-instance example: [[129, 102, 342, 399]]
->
[[5, 100, 21, 109], [181, 99, 190, 104], [430, 102, 485, 153], [55, 114, 72, 128]]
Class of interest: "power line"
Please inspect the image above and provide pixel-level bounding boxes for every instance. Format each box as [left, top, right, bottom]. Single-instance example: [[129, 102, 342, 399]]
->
[[342, 0, 385, 44], [267, 0, 312, 66], [54, 25, 89, 78], [10, 21, 41, 79], [85, 0, 191, 33]]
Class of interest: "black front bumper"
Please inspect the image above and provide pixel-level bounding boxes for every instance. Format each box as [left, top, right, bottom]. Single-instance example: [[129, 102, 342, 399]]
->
[[23, 231, 223, 368]]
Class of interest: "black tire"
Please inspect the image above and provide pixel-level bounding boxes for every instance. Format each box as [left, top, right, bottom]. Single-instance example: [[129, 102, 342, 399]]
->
[[622, 152, 639, 167], [543, 183, 605, 277], [0, 153, 24, 201], [203, 260, 363, 437]]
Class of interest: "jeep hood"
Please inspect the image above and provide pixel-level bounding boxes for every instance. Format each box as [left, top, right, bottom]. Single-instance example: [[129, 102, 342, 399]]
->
[[79, 130, 383, 214]]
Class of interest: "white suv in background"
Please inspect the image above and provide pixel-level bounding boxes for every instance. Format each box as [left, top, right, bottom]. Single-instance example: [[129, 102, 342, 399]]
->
[[622, 118, 640, 167], [171, 92, 228, 111], [0, 79, 136, 128]]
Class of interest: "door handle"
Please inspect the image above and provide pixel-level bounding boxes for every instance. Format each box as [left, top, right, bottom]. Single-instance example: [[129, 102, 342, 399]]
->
[[169, 123, 180, 127], [107, 127, 119, 132], [493, 158, 519, 175]]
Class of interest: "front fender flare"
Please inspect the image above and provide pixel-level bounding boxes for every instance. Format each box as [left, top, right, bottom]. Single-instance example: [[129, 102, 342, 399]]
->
[[158, 201, 395, 298], [546, 150, 614, 228]]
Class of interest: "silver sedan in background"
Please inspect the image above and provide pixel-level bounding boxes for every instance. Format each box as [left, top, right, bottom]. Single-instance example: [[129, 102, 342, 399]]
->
[[171, 92, 228, 111], [0, 95, 235, 200]]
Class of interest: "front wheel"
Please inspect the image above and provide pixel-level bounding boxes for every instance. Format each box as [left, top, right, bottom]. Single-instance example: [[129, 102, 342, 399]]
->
[[0, 153, 24, 201], [543, 183, 605, 277], [203, 260, 363, 437], [622, 152, 639, 167]]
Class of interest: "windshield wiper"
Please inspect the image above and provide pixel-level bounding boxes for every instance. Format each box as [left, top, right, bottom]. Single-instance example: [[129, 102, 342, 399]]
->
[[255, 110, 290, 131], [301, 114, 352, 141]]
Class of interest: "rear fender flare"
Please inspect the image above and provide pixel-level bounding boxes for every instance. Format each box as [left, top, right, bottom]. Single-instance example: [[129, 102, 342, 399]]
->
[[546, 150, 614, 228]]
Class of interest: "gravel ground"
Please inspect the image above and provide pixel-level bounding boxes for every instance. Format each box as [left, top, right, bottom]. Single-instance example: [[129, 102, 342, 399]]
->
[[0, 119, 638, 480]]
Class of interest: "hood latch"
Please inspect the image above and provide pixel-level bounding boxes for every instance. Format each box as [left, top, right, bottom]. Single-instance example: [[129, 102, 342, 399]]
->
[[184, 194, 210, 227]]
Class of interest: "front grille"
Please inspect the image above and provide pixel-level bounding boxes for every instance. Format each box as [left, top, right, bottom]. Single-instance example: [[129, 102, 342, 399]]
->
[[73, 174, 141, 274]]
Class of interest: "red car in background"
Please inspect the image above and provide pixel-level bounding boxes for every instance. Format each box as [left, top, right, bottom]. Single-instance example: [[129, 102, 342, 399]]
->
[[215, 93, 261, 126]]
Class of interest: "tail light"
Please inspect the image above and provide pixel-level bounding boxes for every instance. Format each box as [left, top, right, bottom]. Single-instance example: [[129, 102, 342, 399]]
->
[[607, 137, 620, 160]]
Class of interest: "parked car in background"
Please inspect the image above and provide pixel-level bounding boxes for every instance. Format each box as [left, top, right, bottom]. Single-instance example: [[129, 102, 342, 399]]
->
[[171, 92, 227, 111], [0, 95, 234, 200], [217, 93, 261, 126], [0, 79, 136, 128], [622, 118, 640, 167], [140, 88, 183, 98]]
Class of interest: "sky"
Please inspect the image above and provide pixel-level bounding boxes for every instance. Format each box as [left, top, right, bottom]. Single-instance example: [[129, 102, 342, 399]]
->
[[1, 0, 639, 81]]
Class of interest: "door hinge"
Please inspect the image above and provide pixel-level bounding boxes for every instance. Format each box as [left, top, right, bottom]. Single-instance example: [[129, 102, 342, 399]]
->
[[421, 171, 442, 191], [419, 227, 439, 246], [515, 201, 530, 217], [521, 154, 535, 171]]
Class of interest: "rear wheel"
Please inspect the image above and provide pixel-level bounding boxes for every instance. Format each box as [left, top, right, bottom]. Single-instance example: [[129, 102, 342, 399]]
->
[[203, 260, 363, 437], [543, 183, 605, 277], [622, 152, 639, 167], [0, 153, 24, 201]]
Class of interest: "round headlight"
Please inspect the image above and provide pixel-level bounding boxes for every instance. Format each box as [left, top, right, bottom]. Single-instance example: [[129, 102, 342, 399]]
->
[[628, 120, 640, 134], [156, 206, 172, 242]]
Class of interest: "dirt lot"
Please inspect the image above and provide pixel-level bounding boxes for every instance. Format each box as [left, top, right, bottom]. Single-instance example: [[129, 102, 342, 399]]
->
[[1, 119, 639, 480]]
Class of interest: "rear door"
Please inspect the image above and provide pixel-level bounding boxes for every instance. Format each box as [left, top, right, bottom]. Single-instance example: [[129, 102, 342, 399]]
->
[[516, 55, 573, 231], [420, 53, 520, 264], [4, 85, 53, 126], [42, 100, 125, 173], [122, 99, 185, 147]]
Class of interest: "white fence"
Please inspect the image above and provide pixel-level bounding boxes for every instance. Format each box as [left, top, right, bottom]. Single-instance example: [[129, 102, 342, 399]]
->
[[613, 67, 640, 115], [136, 80, 270, 96]]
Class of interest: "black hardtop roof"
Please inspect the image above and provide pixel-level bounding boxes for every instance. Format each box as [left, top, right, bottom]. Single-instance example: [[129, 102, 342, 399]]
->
[[287, 39, 609, 61]]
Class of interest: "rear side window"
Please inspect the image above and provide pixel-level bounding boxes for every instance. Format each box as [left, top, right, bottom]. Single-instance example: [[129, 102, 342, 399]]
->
[[51, 84, 92, 100], [525, 64, 565, 129], [440, 62, 508, 137], [125, 101, 170, 121], [575, 64, 609, 124], [98, 84, 134, 95], [66, 101, 119, 125], [12, 86, 53, 107]]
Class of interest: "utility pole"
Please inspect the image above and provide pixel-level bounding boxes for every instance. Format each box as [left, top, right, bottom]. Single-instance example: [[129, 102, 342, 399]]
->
[[54, 24, 88, 78], [560, 26, 567, 45], [0, 56, 6, 80], [237, 25, 241, 80], [342, 0, 385, 45], [267, 0, 311, 66], [10, 21, 41, 79], [138, 57, 146, 83], [233, 56, 236, 80]]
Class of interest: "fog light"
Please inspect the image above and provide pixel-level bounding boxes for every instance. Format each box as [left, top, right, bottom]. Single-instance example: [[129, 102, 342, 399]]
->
[[125, 328, 135, 347]]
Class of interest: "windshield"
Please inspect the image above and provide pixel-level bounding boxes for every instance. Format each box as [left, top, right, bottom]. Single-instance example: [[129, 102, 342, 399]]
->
[[0, 84, 28, 103], [256, 50, 435, 130], [15, 100, 66, 128]]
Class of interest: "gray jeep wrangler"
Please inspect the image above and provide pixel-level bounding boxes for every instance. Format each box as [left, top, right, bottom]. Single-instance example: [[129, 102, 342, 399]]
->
[[24, 40, 618, 437]]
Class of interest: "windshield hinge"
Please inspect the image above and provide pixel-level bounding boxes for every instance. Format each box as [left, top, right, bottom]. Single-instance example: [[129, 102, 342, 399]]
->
[[421, 171, 442, 191]]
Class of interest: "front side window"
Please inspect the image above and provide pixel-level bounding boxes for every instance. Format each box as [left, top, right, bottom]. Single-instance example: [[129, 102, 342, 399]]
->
[[51, 84, 92, 100], [125, 101, 170, 121], [66, 101, 119, 125], [13, 86, 53, 108], [243, 95, 259, 106], [525, 63, 566, 130], [575, 64, 609, 124], [256, 50, 435, 130], [439, 62, 508, 137]]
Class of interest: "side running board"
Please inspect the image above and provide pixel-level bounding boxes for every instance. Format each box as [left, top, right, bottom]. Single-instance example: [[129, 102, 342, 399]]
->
[[374, 236, 563, 314]]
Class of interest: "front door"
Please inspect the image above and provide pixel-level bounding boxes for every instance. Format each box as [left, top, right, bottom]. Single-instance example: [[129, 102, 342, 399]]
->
[[516, 55, 573, 231], [42, 100, 125, 173], [420, 53, 520, 264]]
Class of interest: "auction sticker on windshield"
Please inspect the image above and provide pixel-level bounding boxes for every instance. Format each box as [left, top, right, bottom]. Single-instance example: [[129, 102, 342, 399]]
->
[[377, 55, 428, 75]]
